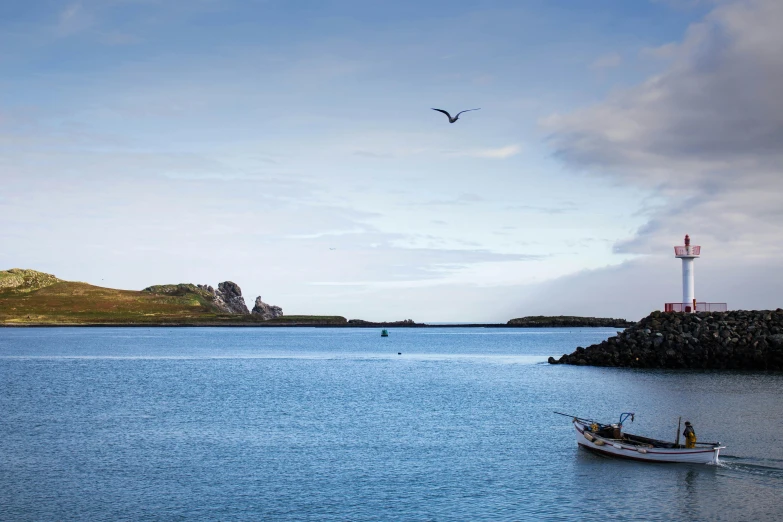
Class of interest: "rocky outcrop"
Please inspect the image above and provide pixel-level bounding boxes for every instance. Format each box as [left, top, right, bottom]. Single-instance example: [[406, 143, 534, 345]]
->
[[548, 309, 783, 371], [0, 269, 62, 292], [145, 283, 214, 298], [210, 282, 250, 314], [196, 284, 215, 294], [251, 296, 283, 320], [508, 315, 634, 327], [145, 281, 250, 314]]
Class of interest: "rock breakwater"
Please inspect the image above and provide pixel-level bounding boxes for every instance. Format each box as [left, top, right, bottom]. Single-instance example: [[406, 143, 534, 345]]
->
[[548, 309, 783, 371]]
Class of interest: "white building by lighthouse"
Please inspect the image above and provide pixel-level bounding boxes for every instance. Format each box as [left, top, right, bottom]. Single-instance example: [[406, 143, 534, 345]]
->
[[665, 234, 727, 313]]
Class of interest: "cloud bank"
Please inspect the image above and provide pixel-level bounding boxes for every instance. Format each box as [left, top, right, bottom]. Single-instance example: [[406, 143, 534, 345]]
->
[[536, 0, 783, 316]]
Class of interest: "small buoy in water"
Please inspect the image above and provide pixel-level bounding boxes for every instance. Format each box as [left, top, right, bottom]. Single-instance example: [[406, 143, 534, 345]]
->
[[381, 329, 389, 337]]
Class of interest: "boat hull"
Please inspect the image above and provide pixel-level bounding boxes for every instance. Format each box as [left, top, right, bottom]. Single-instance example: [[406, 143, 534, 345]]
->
[[573, 421, 722, 465]]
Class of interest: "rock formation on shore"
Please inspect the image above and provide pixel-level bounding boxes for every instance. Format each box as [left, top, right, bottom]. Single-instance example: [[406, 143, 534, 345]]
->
[[146, 282, 289, 319], [508, 315, 634, 327], [145, 281, 253, 315], [1, 269, 318, 325], [548, 309, 783, 371], [0, 269, 62, 292], [251, 296, 283, 320], [209, 281, 250, 315]]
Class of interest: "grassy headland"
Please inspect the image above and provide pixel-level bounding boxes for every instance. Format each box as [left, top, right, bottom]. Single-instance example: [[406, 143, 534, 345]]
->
[[0, 269, 344, 326]]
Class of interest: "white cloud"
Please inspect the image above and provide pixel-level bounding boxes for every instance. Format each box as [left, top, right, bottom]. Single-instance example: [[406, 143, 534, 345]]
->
[[462, 144, 522, 159], [351, 141, 522, 161]]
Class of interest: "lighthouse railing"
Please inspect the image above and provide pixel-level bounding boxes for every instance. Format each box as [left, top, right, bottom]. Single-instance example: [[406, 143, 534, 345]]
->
[[664, 302, 728, 313], [674, 246, 701, 256]]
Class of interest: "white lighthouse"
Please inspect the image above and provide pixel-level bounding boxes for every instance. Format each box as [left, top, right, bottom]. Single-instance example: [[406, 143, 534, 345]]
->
[[675, 234, 700, 311], [665, 235, 726, 313]]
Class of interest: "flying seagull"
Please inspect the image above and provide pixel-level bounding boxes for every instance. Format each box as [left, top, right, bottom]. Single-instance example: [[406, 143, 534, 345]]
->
[[431, 108, 480, 123]]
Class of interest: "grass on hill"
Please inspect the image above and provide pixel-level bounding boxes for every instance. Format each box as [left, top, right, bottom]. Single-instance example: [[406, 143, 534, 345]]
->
[[0, 268, 62, 293], [0, 269, 340, 326], [1, 281, 231, 324]]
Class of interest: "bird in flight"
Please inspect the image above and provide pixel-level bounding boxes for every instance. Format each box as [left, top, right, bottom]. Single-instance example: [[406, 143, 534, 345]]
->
[[431, 108, 480, 123]]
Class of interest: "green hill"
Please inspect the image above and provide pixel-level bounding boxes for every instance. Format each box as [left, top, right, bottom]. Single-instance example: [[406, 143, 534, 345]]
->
[[0, 269, 345, 326]]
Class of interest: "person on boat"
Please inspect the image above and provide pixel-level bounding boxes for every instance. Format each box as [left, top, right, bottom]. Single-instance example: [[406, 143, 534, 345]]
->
[[683, 421, 697, 448]]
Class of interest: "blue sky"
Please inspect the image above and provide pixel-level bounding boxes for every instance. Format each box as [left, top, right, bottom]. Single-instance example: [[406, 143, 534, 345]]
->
[[2, 0, 781, 320]]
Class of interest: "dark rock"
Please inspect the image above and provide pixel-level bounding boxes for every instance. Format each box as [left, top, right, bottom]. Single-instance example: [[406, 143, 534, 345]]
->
[[209, 281, 249, 314], [767, 334, 783, 348], [251, 296, 284, 320]]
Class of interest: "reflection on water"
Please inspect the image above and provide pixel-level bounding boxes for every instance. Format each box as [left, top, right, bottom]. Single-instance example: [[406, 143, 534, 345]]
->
[[1, 327, 781, 520]]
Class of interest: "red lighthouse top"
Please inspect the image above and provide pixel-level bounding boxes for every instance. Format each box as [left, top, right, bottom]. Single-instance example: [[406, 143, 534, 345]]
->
[[675, 234, 700, 257]]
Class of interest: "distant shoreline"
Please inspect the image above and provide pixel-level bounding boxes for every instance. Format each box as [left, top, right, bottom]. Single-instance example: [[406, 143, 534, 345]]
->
[[2, 269, 635, 330], [0, 323, 626, 328]]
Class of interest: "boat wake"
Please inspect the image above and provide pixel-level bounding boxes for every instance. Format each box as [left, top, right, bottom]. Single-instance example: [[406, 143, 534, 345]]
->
[[717, 455, 783, 480]]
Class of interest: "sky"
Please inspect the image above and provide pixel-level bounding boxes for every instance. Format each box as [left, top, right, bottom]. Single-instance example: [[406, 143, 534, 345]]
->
[[1, 0, 781, 321]]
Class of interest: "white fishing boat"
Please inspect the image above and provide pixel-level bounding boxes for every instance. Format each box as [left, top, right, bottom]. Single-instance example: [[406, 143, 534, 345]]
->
[[558, 412, 724, 465]]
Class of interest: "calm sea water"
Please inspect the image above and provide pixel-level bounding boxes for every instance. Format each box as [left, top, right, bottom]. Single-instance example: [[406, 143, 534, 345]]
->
[[1, 327, 781, 521]]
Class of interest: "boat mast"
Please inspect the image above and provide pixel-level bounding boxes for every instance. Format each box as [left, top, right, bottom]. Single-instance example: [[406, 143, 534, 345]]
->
[[676, 416, 682, 448]]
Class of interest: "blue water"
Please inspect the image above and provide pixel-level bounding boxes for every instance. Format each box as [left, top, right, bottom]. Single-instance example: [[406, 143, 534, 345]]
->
[[1, 327, 782, 521]]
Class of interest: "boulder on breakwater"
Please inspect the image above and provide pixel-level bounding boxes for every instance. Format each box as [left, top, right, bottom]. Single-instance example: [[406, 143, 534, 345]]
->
[[548, 309, 783, 371]]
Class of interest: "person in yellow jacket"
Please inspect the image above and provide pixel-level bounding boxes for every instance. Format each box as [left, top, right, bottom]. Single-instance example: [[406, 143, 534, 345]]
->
[[683, 421, 697, 448]]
